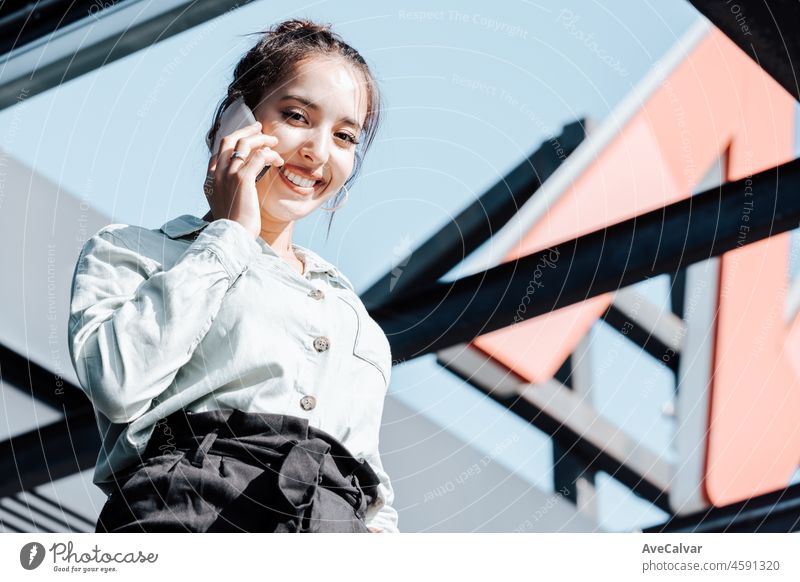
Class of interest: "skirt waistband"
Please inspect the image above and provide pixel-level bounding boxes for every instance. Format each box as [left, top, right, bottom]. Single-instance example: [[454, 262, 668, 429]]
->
[[142, 408, 382, 506]]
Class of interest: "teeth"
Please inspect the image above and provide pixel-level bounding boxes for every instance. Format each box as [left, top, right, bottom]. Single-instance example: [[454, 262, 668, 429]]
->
[[281, 167, 318, 188]]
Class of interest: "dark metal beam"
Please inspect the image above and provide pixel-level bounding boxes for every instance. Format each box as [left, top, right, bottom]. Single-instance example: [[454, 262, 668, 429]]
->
[[374, 157, 800, 363], [644, 481, 800, 532], [0, 344, 99, 498], [0, 504, 56, 533], [0, 341, 90, 413], [0, 0, 256, 110], [0, 514, 25, 533], [0, 0, 124, 56], [437, 347, 672, 515], [687, 0, 800, 101], [600, 306, 680, 374], [0, 414, 99, 498], [27, 489, 96, 530], [362, 120, 587, 310], [5, 494, 87, 533]]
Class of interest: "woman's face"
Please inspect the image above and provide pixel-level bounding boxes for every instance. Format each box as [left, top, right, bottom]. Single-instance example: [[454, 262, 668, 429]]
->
[[252, 57, 368, 223]]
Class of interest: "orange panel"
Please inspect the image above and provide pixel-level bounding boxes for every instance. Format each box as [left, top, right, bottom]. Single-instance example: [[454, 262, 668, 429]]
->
[[708, 233, 800, 504], [647, 30, 743, 192], [469, 32, 729, 383], [703, 28, 798, 504], [522, 113, 686, 251], [467, 24, 800, 506], [472, 296, 610, 382]]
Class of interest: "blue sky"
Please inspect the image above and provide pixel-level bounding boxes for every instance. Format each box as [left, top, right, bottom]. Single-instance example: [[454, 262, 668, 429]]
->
[[4, 0, 798, 531]]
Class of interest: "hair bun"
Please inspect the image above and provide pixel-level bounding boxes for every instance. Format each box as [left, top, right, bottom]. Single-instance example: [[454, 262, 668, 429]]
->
[[273, 18, 332, 35]]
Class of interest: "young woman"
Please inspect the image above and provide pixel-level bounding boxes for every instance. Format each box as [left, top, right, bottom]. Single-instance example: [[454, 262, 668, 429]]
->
[[67, 18, 398, 533]]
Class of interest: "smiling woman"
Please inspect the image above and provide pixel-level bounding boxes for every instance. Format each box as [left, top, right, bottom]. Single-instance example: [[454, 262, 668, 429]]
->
[[244, 58, 368, 228], [67, 18, 398, 534], [204, 19, 383, 246]]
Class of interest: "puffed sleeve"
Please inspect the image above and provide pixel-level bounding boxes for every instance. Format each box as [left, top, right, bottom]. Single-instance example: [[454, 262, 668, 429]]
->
[[67, 219, 260, 424], [362, 443, 400, 533], [351, 363, 399, 533]]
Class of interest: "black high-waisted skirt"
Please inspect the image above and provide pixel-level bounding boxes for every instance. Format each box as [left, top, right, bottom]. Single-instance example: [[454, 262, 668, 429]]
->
[[95, 408, 381, 533]]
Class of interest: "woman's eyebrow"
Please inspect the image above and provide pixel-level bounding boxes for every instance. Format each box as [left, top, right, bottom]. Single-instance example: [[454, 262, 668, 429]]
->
[[279, 94, 362, 132]]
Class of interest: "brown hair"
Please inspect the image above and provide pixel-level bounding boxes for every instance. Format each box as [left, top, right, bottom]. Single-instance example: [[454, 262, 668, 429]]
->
[[205, 18, 383, 240]]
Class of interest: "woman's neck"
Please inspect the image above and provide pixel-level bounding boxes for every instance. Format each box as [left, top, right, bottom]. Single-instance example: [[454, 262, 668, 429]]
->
[[258, 216, 304, 275], [202, 210, 296, 256], [258, 218, 296, 258]]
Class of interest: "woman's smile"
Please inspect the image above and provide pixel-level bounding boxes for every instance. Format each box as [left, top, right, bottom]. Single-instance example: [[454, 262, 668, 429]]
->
[[277, 164, 325, 196]]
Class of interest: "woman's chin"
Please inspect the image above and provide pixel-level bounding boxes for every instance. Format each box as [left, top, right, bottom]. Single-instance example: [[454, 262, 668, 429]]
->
[[260, 197, 319, 222]]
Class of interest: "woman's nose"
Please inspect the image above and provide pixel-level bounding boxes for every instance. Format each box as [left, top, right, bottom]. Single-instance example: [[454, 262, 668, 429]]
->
[[300, 129, 330, 164]]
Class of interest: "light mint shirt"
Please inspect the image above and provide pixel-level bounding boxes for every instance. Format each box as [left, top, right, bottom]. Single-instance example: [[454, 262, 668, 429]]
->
[[67, 214, 398, 532]]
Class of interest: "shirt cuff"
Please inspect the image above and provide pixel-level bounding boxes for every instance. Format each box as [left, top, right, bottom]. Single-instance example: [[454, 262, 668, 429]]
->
[[365, 502, 400, 533]]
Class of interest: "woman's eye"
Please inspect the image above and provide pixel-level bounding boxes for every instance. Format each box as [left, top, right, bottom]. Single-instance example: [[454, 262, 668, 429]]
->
[[282, 110, 306, 122], [283, 110, 359, 145], [336, 132, 359, 145]]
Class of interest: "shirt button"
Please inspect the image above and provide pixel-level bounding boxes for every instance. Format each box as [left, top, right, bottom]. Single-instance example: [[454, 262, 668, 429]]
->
[[300, 395, 317, 411], [313, 336, 330, 352], [308, 289, 324, 300]]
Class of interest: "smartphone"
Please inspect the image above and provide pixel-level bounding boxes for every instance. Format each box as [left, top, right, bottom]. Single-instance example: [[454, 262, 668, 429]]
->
[[206, 96, 270, 182]]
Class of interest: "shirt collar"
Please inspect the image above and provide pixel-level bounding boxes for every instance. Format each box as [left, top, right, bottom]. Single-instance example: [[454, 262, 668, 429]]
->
[[158, 214, 353, 288]]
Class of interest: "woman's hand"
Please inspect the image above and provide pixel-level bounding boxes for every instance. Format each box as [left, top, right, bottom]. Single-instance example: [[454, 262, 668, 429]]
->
[[203, 121, 284, 239], [368, 527, 384, 533]]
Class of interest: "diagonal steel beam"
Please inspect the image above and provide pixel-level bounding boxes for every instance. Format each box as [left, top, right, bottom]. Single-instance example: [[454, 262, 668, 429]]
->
[[373, 157, 800, 363], [687, 0, 800, 101], [644, 480, 800, 532], [0, 341, 89, 413], [26, 489, 96, 530], [601, 287, 687, 373], [0, 414, 100, 498], [4, 494, 87, 533], [436, 343, 672, 513], [0, 0, 255, 110], [0, 343, 98, 498], [0, 0, 124, 56], [361, 119, 587, 310]]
